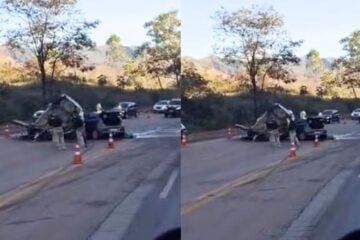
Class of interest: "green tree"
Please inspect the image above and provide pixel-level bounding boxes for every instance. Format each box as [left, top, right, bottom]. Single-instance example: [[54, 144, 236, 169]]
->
[[123, 60, 146, 87], [139, 11, 180, 88], [299, 85, 308, 96], [306, 49, 325, 77], [336, 31, 360, 98], [181, 60, 212, 99], [214, 5, 301, 119], [319, 70, 338, 98], [1, 0, 98, 104], [97, 74, 108, 86], [106, 34, 128, 65]]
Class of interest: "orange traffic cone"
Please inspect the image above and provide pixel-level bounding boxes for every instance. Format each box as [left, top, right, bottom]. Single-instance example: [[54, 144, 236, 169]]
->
[[73, 144, 82, 165], [4, 125, 10, 138], [289, 143, 297, 159], [227, 127, 232, 139], [314, 135, 320, 148], [108, 133, 115, 149], [181, 134, 187, 147]]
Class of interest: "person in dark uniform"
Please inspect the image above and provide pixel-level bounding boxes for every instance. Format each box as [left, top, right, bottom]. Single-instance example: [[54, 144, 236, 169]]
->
[[266, 117, 280, 147], [48, 113, 66, 150], [71, 109, 87, 148]]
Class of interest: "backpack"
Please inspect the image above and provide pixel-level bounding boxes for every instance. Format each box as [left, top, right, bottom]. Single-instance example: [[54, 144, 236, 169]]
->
[[48, 115, 62, 127], [72, 115, 84, 128], [288, 120, 296, 131], [266, 120, 278, 130]]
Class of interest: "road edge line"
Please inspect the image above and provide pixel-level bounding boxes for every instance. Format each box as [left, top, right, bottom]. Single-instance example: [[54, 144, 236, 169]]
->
[[88, 152, 179, 240], [279, 170, 352, 240]]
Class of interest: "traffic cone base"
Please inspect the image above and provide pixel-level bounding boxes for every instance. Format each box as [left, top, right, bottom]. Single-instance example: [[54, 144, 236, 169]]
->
[[73, 145, 82, 164], [4, 125, 10, 138], [181, 134, 187, 147], [314, 136, 320, 148], [289, 144, 297, 159], [108, 134, 115, 149], [227, 128, 232, 139]]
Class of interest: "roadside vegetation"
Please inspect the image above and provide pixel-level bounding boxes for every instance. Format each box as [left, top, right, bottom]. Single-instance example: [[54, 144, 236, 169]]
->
[[0, 0, 180, 124], [0, 81, 176, 124], [183, 5, 360, 131]]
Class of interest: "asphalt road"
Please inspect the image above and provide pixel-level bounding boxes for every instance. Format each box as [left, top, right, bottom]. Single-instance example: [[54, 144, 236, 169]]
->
[[0, 113, 180, 240], [311, 167, 360, 240], [182, 120, 360, 240], [122, 162, 180, 240]]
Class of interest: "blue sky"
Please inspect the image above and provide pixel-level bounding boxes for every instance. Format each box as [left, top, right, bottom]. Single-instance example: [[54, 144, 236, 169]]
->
[[182, 0, 360, 58], [77, 0, 179, 46]]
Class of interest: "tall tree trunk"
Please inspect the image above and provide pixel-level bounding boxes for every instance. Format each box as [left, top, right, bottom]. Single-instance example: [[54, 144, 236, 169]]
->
[[38, 60, 47, 106], [251, 74, 258, 120], [156, 74, 163, 89], [351, 85, 358, 99], [49, 59, 58, 99], [261, 72, 267, 91], [175, 73, 180, 88]]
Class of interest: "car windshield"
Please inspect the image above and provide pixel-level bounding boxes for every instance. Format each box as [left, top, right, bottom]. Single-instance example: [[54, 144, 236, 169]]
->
[[170, 100, 181, 105], [354, 108, 360, 112], [120, 102, 129, 108]]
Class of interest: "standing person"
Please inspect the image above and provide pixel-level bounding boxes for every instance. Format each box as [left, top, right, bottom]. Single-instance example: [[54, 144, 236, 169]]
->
[[288, 114, 299, 146], [300, 110, 307, 120], [96, 103, 103, 113], [266, 117, 280, 147], [71, 109, 87, 148], [48, 113, 66, 150]]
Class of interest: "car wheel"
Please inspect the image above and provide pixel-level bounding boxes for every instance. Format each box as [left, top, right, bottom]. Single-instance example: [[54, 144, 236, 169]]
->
[[92, 130, 99, 140], [298, 132, 306, 141], [164, 113, 168, 118]]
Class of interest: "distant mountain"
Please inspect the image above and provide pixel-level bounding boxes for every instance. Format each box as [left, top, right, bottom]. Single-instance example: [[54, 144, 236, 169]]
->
[[184, 55, 335, 78], [0, 44, 137, 66], [83, 45, 136, 65]]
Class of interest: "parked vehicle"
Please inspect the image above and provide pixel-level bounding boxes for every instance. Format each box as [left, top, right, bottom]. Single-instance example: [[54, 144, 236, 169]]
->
[[164, 98, 181, 118], [113, 102, 138, 119], [153, 100, 170, 113], [295, 116, 327, 140], [236, 103, 293, 140], [351, 108, 360, 119], [321, 109, 340, 124], [13, 94, 83, 141], [84, 110, 125, 139]]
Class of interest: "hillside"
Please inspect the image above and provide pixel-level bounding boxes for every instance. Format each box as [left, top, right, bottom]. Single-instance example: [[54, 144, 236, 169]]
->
[[183, 55, 336, 94], [0, 44, 136, 66], [0, 45, 175, 89]]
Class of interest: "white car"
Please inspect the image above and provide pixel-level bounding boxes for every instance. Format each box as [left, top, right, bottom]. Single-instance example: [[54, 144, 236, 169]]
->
[[351, 108, 360, 119], [153, 100, 170, 113]]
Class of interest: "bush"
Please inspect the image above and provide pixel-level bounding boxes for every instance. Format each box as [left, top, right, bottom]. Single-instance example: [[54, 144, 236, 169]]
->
[[183, 91, 360, 131], [0, 82, 178, 123]]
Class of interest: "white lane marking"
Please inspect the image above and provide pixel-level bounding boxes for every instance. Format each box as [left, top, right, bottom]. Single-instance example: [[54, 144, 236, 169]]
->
[[135, 134, 179, 139], [159, 169, 179, 199], [279, 170, 352, 240], [133, 128, 180, 139]]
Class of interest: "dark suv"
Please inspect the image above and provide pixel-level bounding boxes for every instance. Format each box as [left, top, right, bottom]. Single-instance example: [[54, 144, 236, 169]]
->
[[321, 109, 340, 124], [113, 102, 138, 119], [164, 99, 181, 118]]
